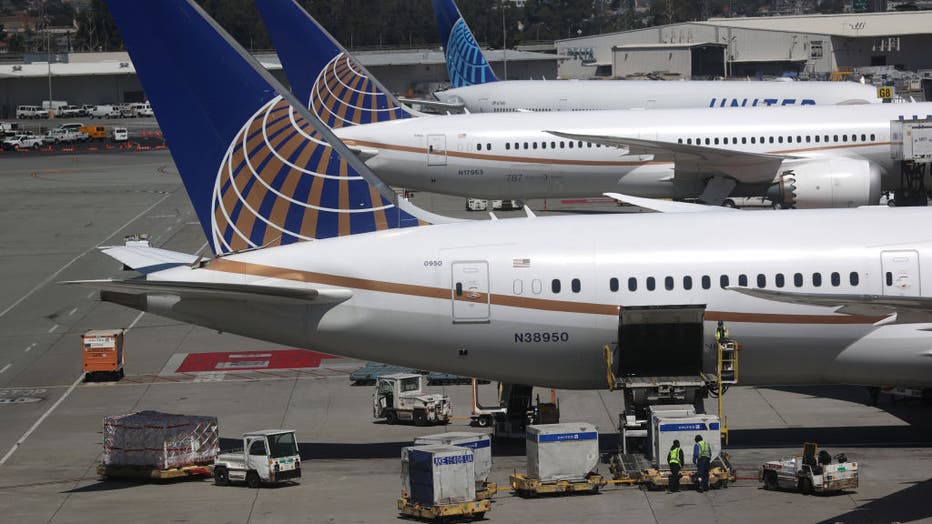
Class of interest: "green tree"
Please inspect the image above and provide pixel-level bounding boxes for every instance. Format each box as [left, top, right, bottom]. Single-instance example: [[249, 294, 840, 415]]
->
[[74, 0, 121, 51]]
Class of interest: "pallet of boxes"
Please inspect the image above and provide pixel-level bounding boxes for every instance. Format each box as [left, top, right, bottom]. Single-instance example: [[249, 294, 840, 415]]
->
[[399, 444, 491, 521], [510, 423, 604, 497], [97, 410, 218, 481]]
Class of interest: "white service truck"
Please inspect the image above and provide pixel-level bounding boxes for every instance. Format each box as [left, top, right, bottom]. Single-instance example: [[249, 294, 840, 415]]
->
[[760, 443, 858, 495], [373, 373, 452, 425], [213, 430, 301, 488]]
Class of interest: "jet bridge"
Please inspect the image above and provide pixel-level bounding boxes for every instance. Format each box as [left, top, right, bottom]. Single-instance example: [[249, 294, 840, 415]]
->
[[890, 119, 932, 206]]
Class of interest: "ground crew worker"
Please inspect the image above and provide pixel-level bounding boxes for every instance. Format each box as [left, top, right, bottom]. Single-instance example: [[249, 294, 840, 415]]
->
[[667, 439, 684, 493], [693, 435, 712, 492], [715, 320, 729, 343]]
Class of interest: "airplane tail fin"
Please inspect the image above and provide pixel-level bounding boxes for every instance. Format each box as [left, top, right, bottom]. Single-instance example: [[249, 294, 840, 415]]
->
[[432, 0, 499, 87], [106, 0, 435, 256], [255, 0, 419, 128]]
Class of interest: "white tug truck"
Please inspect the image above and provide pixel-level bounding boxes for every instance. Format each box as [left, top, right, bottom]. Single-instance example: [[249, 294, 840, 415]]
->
[[373, 373, 452, 425], [760, 443, 858, 495], [213, 430, 301, 488]]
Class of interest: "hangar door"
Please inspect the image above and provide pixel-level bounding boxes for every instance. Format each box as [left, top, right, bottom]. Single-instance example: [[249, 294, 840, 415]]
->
[[451, 261, 490, 323]]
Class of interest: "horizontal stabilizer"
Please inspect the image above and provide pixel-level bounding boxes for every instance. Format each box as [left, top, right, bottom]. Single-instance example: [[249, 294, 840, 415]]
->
[[101, 246, 199, 274], [729, 287, 932, 324], [63, 279, 353, 305], [604, 193, 737, 213], [547, 130, 794, 184]]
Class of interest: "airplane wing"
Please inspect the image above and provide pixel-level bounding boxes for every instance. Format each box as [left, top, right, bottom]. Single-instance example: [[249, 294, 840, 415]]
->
[[62, 278, 353, 305], [730, 287, 932, 324], [603, 192, 738, 213], [546, 131, 796, 185]]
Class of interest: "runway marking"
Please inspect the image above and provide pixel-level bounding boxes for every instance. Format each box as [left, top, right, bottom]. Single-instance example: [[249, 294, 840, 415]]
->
[[0, 190, 175, 320], [24, 343, 36, 352], [86, 292, 95, 299], [0, 311, 146, 468], [47, 324, 58, 333], [67, 307, 77, 316], [0, 364, 11, 374]]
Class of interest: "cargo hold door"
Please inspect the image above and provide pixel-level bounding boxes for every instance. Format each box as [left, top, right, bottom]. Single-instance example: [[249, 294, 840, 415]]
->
[[452, 261, 490, 323], [427, 134, 447, 166], [881, 250, 921, 296]]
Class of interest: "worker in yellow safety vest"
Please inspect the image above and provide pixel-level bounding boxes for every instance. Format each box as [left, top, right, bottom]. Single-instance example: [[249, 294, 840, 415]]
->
[[667, 439, 684, 493], [693, 435, 713, 492], [715, 320, 729, 343]]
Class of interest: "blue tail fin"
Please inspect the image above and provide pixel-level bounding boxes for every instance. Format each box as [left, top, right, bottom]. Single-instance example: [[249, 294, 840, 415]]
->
[[432, 0, 499, 88], [255, 0, 417, 129], [106, 0, 430, 255]]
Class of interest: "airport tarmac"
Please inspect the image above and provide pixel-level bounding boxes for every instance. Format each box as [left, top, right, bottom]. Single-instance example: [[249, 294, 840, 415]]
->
[[0, 150, 930, 523]]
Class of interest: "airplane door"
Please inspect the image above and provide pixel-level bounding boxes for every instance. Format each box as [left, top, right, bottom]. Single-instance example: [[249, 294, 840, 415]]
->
[[881, 250, 921, 296], [427, 134, 447, 166], [452, 261, 490, 323]]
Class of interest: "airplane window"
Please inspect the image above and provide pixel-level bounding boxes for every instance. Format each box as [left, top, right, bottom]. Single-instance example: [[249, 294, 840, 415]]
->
[[578, 141, 584, 148], [750, 137, 756, 144], [560, 141, 565, 148], [794, 273, 803, 287], [738, 274, 748, 286], [760, 136, 765, 143], [542, 141, 547, 149], [806, 135, 811, 143], [455, 282, 463, 296], [824, 135, 829, 142], [720, 275, 729, 288], [842, 135, 848, 142], [610, 278, 619, 292], [646, 277, 656, 291], [705, 138, 711, 145], [757, 274, 766, 288], [569, 142, 574, 149], [475, 144, 481, 151], [861, 134, 866, 141], [714, 138, 720, 145], [850, 272, 859, 286], [870, 134, 876, 141], [513, 279, 523, 295], [775, 273, 785, 288], [587, 142, 593, 148], [686, 138, 692, 144], [732, 137, 738, 144], [665, 276, 674, 290], [833, 135, 839, 142], [701, 275, 711, 289], [850, 134, 857, 142], [571, 278, 581, 293], [678, 139, 684, 144], [524, 142, 529, 149], [533, 142, 538, 149], [886, 272, 893, 286], [788, 136, 793, 143], [778, 136, 783, 144], [551, 141, 557, 149], [813, 273, 822, 287], [551, 279, 561, 293], [769, 137, 774, 144], [596, 143, 601, 148], [831, 272, 840, 286], [487, 143, 492, 150], [683, 276, 693, 290], [628, 277, 637, 292], [532, 279, 542, 294], [797, 135, 802, 142], [696, 137, 700, 144], [506, 143, 511, 150]]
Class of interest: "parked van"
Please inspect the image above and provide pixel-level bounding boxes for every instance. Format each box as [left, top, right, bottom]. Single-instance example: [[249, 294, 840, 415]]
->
[[41, 100, 68, 117], [132, 102, 153, 117], [80, 125, 106, 140], [111, 127, 128, 142], [89, 105, 121, 119], [16, 105, 42, 119], [119, 104, 136, 118]]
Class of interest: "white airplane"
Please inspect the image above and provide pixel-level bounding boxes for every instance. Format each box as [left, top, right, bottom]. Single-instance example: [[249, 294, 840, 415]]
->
[[81, 0, 932, 393], [257, 0, 913, 208], [335, 101, 932, 206], [429, 0, 882, 112]]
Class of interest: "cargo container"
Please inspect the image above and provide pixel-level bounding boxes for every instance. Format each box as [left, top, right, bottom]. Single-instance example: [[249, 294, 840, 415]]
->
[[101, 411, 219, 471], [81, 329, 125, 381], [526, 423, 599, 482], [414, 432, 492, 485], [650, 413, 721, 467], [402, 445, 476, 506]]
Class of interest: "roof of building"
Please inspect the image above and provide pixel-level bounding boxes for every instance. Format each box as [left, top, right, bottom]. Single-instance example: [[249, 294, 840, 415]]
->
[[612, 42, 724, 50]]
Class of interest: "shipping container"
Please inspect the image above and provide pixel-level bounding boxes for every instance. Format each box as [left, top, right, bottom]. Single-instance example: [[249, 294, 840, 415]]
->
[[82, 329, 125, 381], [402, 445, 476, 506], [651, 413, 721, 467], [414, 432, 492, 484], [102, 410, 219, 469], [526, 423, 599, 482]]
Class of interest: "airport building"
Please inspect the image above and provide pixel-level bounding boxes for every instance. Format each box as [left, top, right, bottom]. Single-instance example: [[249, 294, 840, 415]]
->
[[555, 10, 932, 79], [0, 48, 557, 119]]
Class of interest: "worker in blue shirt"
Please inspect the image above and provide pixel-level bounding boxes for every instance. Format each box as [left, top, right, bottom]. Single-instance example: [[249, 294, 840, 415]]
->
[[693, 435, 712, 492]]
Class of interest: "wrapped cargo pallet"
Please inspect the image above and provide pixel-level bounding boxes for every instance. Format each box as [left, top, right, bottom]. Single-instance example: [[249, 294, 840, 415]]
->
[[103, 410, 219, 469], [526, 423, 599, 482], [402, 445, 476, 505], [414, 432, 492, 485]]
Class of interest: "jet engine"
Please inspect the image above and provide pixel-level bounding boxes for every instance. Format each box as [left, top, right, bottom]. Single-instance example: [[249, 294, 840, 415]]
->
[[766, 158, 882, 209]]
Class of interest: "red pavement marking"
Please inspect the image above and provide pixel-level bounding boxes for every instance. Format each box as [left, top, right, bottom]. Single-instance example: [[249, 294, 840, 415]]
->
[[175, 349, 337, 373]]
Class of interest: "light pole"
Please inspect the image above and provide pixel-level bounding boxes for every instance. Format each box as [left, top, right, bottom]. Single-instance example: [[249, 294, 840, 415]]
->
[[47, 29, 53, 115], [500, 0, 508, 80]]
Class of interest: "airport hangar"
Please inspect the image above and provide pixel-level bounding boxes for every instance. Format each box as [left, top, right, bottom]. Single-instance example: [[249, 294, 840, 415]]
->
[[554, 10, 932, 80], [0, 48, 557, 119]]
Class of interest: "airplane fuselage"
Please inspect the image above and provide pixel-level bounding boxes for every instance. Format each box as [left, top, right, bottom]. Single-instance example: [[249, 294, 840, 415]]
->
[[138, 207, 932, 389], [336, 103, 932, 203]]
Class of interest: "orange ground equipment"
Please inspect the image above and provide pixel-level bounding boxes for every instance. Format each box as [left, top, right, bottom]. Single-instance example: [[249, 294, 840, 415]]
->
[[82, 329, 125, 382]]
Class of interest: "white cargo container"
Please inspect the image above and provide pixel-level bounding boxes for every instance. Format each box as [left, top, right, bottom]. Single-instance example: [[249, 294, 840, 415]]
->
[[414, 432, 492, 484], [402, 445, 476, 506], [526, 423, 599, 482], [651, 413, 721, 467]]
